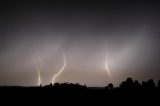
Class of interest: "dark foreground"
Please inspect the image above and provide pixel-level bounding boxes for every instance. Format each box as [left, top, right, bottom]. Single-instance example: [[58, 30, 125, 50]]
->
[[1, 78, 160, 104], [0, 86, 160, 105]]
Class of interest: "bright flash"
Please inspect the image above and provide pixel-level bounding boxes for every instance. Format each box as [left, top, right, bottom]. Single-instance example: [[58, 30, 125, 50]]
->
[[34, 56, 43, 86], [52, 53, 66, 84], [105, 55, 111, 79]]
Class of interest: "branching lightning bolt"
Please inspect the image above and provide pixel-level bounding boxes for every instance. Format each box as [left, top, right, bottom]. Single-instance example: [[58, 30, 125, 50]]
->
[[52, 53, 66, 84], [34, 56, 43, 86], [105, 55, 111, 79]]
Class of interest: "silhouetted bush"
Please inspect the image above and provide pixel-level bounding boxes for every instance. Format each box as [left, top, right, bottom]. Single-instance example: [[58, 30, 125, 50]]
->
[[54, 83, 61, 88], [46, 82, 87, 90], [141, 79, 156, 89], [119, 78, 158, 89], [142, 81, 147, 88], [119, 78, 134, 89], [105, 83, 113, 89], [146, 79, 155, 88], [134, 80, 141, 89]]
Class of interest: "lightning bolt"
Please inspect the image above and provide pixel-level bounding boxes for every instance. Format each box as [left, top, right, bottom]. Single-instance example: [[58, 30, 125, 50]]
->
[[52, 53, 66, 84], [105, 55, 111, 79], [34, 56, 43, 86]]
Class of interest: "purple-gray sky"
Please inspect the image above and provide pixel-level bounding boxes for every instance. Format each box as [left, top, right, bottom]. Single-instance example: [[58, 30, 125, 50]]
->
[[0, 0, 160, 86]]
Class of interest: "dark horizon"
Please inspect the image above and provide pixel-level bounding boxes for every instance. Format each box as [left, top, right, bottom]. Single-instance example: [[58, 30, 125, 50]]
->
[[0, 77, 160, 104], [0, 77, 160, 88]]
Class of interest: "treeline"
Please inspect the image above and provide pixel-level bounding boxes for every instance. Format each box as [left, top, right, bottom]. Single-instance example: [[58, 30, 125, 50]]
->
[[0, 77, 160, 102], [105, 78, 160, 89], [39, 77, 160, 90], [0, 77, 160, 90]]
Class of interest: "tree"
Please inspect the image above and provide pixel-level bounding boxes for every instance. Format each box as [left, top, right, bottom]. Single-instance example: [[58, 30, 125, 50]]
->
[[125, 78, 134, 88], [146, 79, 155, 88], [142, 81, 147, 88], [106, 83, 113, 89], [54, 83, 60, 88], [134, 80, 141, 88], [119, 78, 134, 89]]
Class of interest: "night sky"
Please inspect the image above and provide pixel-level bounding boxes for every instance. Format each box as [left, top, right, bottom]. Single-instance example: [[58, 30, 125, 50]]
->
[[0, 0, 160, 86]]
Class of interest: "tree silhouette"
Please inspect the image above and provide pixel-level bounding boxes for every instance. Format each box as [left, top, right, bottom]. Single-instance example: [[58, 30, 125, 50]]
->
[[134, 80, 141, 89], [142, 81, 147, 88], [141, 79, 155, 89], [146, 79, 155, 88], [105, 83, 113, 89], [119, 78, 134, 89]]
